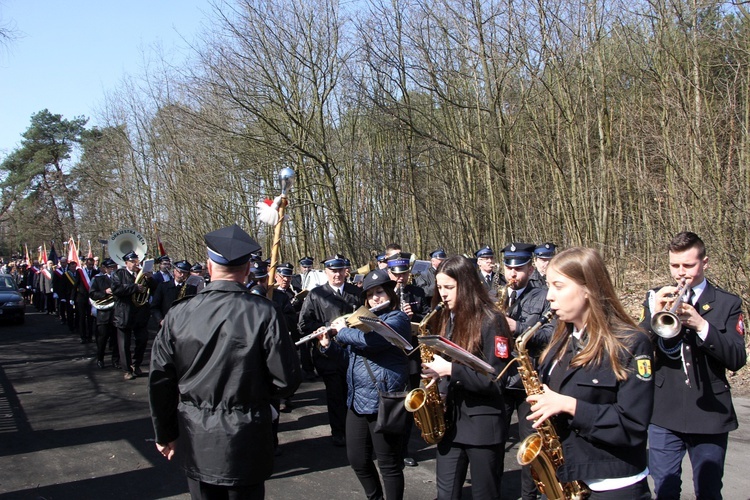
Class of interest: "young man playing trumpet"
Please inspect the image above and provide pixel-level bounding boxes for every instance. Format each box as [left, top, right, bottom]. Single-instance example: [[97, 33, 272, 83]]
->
[[640, 231, 746, 499]]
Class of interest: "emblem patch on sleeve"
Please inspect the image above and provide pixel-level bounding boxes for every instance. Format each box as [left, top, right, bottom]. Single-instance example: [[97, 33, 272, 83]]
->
[[635, 355, 652, 381], [737, 313, 745, 336], [495, 336, 509, 358]]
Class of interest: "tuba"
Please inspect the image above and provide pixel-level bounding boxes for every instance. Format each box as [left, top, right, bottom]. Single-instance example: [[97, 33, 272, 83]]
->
[[109, 229, 148, 266], [404, 303, 448, 444], [108, 229, 150, 307], [498, 312, 589, 500], [131, 260, 153, 307]]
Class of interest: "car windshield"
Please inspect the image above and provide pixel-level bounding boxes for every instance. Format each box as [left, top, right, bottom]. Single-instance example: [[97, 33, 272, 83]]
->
[[0, 277, 18, 291]]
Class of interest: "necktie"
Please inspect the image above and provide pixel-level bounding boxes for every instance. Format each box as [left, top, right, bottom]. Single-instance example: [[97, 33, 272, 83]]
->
[[486, 274, 492, 286], [687, 288, 695, 307], [508, 290, 517, 309]]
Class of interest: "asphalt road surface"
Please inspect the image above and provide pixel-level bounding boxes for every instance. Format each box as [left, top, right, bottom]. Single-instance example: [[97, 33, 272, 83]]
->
[[0, 310, 748, 499]]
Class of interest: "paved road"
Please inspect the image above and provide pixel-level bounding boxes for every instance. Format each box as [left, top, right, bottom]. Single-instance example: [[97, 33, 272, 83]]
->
[[0, 310, 748, 499]]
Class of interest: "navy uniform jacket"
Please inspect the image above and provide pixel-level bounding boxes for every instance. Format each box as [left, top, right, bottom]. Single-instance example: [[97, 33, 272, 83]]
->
[[442, 311, 511, 446], [413, 266, 437, 301], [298, 282, 362, 375], [111, 268, 150, 329], [540, 328, 654, 483], [527, 268, 546, 289], [507, 284, 550, 338], [151, 280, 198, 325], [149, 280, 301, 486], [503, 284, 553, 391], [639, 280, 746, 434]]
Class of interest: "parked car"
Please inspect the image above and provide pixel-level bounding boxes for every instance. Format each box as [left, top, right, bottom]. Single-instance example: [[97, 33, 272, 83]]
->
[[0, 274, 25, 324]]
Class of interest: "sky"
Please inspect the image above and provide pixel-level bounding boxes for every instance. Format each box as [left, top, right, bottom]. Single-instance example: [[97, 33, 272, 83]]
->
[[0, 0, 210, 156]]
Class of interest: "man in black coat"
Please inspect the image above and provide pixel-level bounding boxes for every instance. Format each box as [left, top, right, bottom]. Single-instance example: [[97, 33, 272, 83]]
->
[[151, 260, 197, 327], [53, 257, 76, 330], [528, 242, 555, 289], [75, 257, 98, 344], [412, 248, 446, 302], [149, 224, 301, 499], [475, 246, 503, 295], [298, 254, 362, 446], [640, 231, 746, 500], [90, 258, 119, 369], [112, 251, 152, 381], [150, 255, 172, 292], [499, 242, 553, 500]]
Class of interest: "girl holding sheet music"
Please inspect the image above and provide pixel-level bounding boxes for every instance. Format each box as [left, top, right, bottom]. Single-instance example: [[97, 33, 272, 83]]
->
[[317, 268, 411, 500], [421, 255, 512, 500]]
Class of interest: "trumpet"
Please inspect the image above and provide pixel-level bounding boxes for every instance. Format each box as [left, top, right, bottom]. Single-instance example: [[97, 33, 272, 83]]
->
[[651, 278, 690, 339]]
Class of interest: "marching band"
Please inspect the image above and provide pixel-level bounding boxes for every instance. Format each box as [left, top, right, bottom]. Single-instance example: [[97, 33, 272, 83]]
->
[[3, 225, 746, 500]]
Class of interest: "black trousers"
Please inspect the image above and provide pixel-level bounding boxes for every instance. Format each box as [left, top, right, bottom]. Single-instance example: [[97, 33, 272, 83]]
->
[[77, 299, 95, 340], [345, 409, 405, 500], [320, 371, 347, 437], [96, 323, 118, 363], [503, 390, 536, 500], [44, 293, 55, 313], [436, 441, 504, 500], [60, 300, 76, 331], [117, 325, 148, 372], [186, 477, 264, 500]]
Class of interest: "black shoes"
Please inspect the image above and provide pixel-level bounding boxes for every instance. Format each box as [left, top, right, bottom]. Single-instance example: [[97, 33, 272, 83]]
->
[[96, 360, 105, 369], [279, 399, 293, 412], [403, 457, 418, 467], [131, 365, 143, 376]]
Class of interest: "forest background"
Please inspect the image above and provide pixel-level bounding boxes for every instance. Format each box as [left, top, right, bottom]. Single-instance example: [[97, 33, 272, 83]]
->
[[2, 0, 750, 346]]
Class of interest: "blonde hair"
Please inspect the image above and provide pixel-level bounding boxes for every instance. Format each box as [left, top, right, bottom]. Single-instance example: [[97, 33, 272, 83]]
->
[[540, 247, 641, 380]]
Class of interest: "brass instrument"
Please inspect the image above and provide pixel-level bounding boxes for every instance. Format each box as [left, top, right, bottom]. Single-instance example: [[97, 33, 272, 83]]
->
[[496, 278, 517, 313], [176, 279, 189, 301], [404, 302, 448, 444], [499, 312, 589, 500], [132, 261, 153, 307], [89, 295, 115, 310], [651, 278, 689, 339]]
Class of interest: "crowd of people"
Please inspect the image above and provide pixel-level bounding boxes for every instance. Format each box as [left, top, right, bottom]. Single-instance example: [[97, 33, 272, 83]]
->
[[3, 229, 745, 500]]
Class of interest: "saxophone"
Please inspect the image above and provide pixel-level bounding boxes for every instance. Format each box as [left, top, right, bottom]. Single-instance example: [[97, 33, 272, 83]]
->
[[496, 278, 517, 314], [403, 302, 448, 444], [512, 311, 589, 500]]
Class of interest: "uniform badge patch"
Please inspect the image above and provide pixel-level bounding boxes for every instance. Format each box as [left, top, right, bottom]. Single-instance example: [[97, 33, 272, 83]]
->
[[495, 336, 509, 358], [635, 355, 652, 381], [737, 313, 745, 336]]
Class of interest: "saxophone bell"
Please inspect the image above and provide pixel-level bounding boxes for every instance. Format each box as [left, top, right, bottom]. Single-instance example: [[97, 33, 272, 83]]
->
[[404, 302, 448, 444]]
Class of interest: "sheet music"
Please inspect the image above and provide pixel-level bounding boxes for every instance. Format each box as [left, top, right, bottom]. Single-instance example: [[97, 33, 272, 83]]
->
[[357, 316, 413, 350], [419, 335, 496, 376]]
